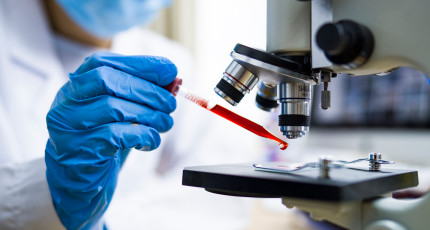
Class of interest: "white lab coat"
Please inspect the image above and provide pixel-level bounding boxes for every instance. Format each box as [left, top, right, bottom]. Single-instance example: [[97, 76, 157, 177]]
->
[[0, 0, 67, 229], [0, 0, 255, 229]]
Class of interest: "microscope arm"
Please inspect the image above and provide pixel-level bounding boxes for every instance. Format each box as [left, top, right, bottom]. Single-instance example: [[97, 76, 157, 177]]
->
[[273, 1, 430, 229], [269, 0, 430, 76]]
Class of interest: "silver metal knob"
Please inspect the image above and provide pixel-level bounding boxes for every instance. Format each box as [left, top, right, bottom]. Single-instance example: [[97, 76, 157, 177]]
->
[[321, 89, 331, 110], [319, 155, 333, 178], [369, 153, 382, 171]]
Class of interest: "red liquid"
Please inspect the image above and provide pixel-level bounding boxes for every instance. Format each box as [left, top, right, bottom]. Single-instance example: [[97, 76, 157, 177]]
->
[[209, 105, 288, 150], [183, 91, 288, 150]]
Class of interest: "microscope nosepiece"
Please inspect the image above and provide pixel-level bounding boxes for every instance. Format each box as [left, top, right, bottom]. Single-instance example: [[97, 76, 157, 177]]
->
[[214, 61, 258, 106]]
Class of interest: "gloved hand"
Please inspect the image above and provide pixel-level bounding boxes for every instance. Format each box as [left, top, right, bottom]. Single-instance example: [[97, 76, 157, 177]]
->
[[45, 52, 177, 230]]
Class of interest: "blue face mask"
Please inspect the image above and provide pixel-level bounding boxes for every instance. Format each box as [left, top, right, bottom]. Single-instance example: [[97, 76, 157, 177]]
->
[[55, 0, 172, 39]]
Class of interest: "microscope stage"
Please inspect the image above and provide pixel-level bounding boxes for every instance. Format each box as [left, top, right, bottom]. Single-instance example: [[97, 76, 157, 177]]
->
[[182, 164, 418, 201]]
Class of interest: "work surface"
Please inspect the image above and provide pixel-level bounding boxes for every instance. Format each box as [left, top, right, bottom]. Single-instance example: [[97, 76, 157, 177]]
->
[[182, 164, 418, 201]]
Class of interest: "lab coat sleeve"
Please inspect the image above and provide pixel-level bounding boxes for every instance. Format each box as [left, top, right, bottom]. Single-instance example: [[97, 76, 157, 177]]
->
[[0, 158, 65, 230]]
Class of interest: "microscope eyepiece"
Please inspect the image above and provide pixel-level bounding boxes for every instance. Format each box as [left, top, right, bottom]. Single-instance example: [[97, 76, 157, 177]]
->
[[214, 61, 258, 106]]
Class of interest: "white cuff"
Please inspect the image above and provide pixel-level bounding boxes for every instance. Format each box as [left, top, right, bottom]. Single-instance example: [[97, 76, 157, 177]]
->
[[0, 158, 65, 230]]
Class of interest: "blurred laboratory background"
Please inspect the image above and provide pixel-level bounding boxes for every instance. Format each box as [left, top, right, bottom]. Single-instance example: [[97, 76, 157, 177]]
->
[[105, 1, 430, 229]]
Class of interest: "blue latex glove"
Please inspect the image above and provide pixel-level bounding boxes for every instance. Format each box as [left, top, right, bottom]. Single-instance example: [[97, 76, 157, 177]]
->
[[45, 52, 177, 230]]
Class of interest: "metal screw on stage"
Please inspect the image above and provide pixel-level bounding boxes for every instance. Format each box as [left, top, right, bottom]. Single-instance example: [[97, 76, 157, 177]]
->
[[369, 153, 382, 171], [319, 156, 333, 178]]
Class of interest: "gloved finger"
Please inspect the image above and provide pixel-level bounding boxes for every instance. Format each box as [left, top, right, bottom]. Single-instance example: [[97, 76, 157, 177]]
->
[[65, 66, 176, 114], [393, 188, 428, 199], [73, 52, 177, 86], [48, 122, 162, 160], [107, 122, 162, 151], [48, 95, 174, 132]]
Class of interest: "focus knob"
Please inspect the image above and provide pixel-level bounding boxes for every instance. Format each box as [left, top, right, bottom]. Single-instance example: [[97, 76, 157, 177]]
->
[[316, 20, 374, 69]]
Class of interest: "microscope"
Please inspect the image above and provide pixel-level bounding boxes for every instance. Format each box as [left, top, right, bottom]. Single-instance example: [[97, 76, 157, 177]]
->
[[214, 0, 430, 140], [183, 0, 430, 229]]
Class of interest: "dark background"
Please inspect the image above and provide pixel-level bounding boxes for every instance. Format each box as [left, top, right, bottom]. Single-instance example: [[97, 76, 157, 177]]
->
[[311, 67, 430, 129]]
